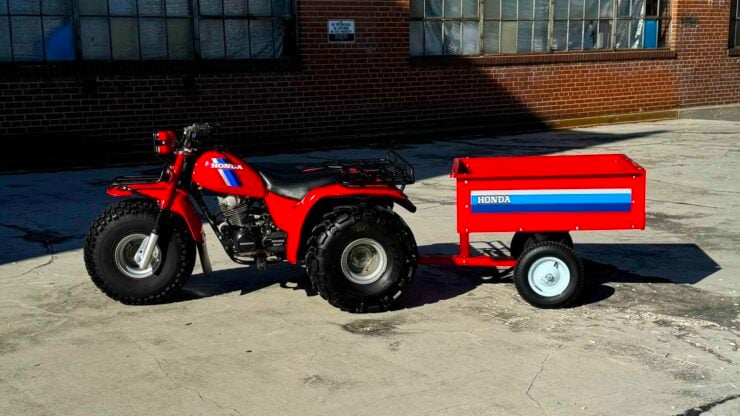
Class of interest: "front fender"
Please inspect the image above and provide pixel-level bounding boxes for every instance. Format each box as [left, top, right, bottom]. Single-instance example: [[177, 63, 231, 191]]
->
[[106, 184, 204, 244]]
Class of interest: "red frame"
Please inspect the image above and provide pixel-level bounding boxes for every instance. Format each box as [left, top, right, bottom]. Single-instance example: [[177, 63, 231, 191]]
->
[[419, 154, 646, 268]]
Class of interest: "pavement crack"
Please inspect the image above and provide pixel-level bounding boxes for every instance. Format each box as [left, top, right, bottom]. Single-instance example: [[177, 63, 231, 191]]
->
[[10, 255, 55, 279], [672, 394, 740, 416], [155, 358, 241, 415], [525, 352, 550, 416]]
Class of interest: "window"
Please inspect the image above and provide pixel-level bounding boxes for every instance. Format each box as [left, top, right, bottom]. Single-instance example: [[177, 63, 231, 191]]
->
[[732, 0, 739, 48], [410, 0, 671, 56], [0, 0, 296, 62]]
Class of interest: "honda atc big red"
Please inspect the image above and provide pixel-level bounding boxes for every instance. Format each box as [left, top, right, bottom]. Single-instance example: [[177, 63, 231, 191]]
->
[[85, 123, 646, 311], [85, 124, 419, 312]]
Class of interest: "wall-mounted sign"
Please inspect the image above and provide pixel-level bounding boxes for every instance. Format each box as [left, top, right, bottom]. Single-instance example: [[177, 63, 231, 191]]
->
[[328, 19, 355, 43]]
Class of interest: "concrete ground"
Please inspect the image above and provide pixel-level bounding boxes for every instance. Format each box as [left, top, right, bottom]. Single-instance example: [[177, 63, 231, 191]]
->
[[1, 119, 739, 416]]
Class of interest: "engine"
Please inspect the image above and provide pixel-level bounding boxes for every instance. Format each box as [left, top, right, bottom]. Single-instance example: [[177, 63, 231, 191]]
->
[[217, 196, 287, 261]]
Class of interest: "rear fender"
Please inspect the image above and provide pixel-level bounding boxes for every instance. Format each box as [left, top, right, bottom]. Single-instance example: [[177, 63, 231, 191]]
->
[[264, 184, 416, 264], [106, 183, 204, 244]]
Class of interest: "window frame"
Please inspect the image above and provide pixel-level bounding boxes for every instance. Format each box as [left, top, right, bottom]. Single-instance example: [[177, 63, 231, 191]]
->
[[0, 0, 298, 64], [410, 0, 673, 57]]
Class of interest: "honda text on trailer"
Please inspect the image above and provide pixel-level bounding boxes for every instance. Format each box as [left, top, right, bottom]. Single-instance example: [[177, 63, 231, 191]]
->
[[85, 124, 646, 311]]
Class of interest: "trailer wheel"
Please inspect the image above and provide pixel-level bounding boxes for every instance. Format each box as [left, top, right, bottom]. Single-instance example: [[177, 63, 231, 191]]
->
[[305, 205, 418, 313], [510, 232, 574, 259], [514, 241, 583, 308]]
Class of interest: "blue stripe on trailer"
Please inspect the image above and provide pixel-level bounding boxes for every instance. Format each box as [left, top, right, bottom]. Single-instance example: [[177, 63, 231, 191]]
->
[[471, 203, 633, 214]]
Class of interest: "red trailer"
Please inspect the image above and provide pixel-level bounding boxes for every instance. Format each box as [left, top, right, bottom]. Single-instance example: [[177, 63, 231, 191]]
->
[[420, 154, 646, 308]]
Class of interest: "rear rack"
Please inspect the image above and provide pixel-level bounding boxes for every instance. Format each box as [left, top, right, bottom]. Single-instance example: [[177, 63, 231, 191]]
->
[[327, 149, 415, 187]]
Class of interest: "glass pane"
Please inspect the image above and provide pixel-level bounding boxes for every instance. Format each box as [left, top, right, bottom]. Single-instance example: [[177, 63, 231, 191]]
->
[[0, 16, 10, 61], [140, 18, 166, 59], [519, 0, 533, 20], [43, 16, 75, 60], [645, 0, 656, 16], [658, 0, 669, 17], [250, 19, 273, 58], [585, 0, 598, 18], [110, 0, 137, 15], [658, 18, 669, 48], [166, 0, 191, 16], [554, 0, 568, 19], [533, 20, 547, 51], [272, 18, 284, 56], [483, 20, 499, 53], [9, 0, 40, 14], [615, 19, 629, 48], [534, 0, 548, 19], [0, 1, 7, 14], [224, 0, 249, 15], [484, 0, 500, 19], [410, 0, 424, 18], [199, 0, 222, 15], [597, 19, 611, 48], [80, 17, 110, 59], [583, 20, 596, 48], [11, 16, 42, 61], [517, 20, 531, 52], [462, 20, 478, 54], [502, 0, 517, 19], [249, 0, 271, 16], [42, 0, 72, 14], [111, 17, 139, 59], [443, 20, 461, 55], [463, 0, 478, 16], [200, 19, 225, 58], [426, 0, 442, 17], [79, 0, 107, 15], [735, 21, 740, 47], [632, 0, 644, 18], [643, 18, 657, 47], [273, 0, 293, 16], [552, 20, 567, 50], [617, 0, 630, 16], [409, 21, 424, 55], [445, 0, 461, 17], [167, 18, 193, 58], [570, 0, 584, 18], [139, 0, 165, 16], [423, 20, 442, 55], [631, 18, 642, 48], [600, 0, 612, 17], [225, 18, 250, 58], [500, 20, 516, 52], [569, 19, 583, 49]]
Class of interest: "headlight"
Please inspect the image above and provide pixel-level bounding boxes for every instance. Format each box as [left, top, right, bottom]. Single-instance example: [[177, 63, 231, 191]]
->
[[153, 130, 176, 155]]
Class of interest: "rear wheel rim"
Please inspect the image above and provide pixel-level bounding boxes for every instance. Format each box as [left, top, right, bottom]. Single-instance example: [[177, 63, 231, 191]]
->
[[527, 256, 570, 297], [340, 238, 388, 285], [114, 234, 162, 279]]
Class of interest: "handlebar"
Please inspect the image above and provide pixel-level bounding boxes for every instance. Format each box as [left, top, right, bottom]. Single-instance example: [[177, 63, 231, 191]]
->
[[181, 123, 219, 150]]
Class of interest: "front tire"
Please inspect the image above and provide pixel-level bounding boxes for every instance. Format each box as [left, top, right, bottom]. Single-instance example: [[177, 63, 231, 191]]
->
[[305, 206, 418, 313], [84, 199, 196, 304]]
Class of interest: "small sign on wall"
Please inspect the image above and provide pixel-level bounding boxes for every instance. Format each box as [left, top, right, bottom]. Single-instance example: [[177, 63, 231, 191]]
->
[[328, 19, 355, 43]]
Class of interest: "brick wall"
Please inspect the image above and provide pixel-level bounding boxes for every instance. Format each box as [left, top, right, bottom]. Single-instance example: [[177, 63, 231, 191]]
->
[[0, 0, 739, 171]]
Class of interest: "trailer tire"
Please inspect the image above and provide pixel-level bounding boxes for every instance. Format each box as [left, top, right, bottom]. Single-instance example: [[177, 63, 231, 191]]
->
[[305, 205, 417, 313], [510, 232, 574, 259], [514, 241, 583, 308], [84, 199, 196, 305]]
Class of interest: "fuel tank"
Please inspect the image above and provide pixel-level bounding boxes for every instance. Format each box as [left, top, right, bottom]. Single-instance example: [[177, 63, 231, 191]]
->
[[192, 150, 266, 198]]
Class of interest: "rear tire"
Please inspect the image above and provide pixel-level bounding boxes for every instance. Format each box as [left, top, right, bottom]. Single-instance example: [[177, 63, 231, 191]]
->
[[514, 241, 583, 308], [84, 199, 196, 304], [305, 205, 417, 313]]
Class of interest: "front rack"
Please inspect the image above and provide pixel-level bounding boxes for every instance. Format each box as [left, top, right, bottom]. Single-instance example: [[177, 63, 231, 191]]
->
[[327, 149, 415, 187]]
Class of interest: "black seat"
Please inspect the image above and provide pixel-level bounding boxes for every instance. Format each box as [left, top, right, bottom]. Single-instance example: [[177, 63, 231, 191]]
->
[[253, 164, 339, 200]]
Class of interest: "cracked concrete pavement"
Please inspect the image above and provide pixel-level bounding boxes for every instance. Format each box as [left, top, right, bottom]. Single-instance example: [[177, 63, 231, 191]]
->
[[1, 119, 739, 415]]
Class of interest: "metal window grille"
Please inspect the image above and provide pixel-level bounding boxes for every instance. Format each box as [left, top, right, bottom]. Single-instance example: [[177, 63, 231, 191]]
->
[[410, 0, 671, 56], [0, 0, 296, 62]]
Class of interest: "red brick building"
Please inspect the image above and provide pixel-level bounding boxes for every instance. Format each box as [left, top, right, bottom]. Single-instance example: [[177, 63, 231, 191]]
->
[[1, 0, 739, 170]]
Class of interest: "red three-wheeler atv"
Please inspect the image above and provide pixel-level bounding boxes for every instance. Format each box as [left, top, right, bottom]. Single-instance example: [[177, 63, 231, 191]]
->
[[85, 123, 646, 311]]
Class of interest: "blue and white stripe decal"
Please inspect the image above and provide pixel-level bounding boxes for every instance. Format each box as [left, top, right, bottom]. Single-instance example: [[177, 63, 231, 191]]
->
[[213, 158, 242, 187], [470, 189, 632, 214]]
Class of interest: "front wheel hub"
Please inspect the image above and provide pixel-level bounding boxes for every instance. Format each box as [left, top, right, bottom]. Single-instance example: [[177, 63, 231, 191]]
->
[[114, 234, 162, 279]]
